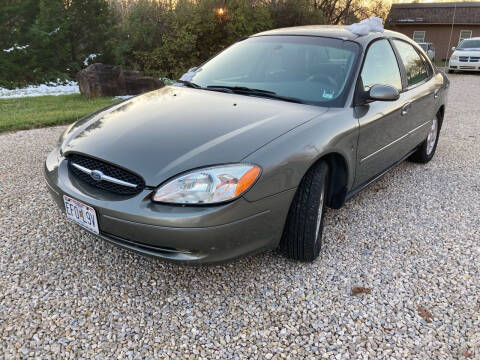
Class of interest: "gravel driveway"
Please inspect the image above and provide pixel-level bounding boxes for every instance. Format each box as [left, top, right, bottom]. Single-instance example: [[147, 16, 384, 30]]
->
[[1, 74, 479, 359]]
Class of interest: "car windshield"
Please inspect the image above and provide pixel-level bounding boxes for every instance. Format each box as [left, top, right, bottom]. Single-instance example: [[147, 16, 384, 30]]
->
[[457, 39, 480, 49], [419, 43, 428, 51], [186, 36, 360, 107]]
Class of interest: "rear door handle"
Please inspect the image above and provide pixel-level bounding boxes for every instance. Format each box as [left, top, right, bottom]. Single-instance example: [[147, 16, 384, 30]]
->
[[401, 103, 412, 116]]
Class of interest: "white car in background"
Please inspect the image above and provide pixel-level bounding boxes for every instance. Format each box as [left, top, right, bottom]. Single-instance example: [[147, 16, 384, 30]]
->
[[448, 37, 480, 73], [418, 42, 435, 61]]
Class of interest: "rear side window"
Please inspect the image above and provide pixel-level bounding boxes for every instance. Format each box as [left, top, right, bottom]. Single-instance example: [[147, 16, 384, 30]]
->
[[420, 52, 434, 76], [393, 40, 429, 87], [361, 39, 402, 91]]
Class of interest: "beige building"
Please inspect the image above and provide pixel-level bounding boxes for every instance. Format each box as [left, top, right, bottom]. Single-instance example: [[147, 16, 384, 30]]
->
[[387, 2, 480, 61]]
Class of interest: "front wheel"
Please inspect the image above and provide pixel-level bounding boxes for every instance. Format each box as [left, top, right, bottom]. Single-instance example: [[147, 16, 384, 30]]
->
[[409, 115, 440, 163], [280, 161, 328, 261]]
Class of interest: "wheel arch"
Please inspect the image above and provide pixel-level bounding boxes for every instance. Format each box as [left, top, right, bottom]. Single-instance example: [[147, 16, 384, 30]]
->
[[309, 152, 349, 210], [437, 104, 445, 129]]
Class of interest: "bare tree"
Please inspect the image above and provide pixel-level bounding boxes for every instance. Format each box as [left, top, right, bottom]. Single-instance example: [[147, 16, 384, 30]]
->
[[314, 0, 389, 24], [108, 0, 389, 25]]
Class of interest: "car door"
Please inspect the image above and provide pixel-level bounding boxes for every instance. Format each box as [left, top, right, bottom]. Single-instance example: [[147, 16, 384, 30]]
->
[[391, 39, 438, 151], [353, 39, 411, 188]]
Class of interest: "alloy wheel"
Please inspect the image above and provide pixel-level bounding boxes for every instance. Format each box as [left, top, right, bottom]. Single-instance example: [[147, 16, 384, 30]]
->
[[314, 181, 326, 243], [426, 117, 438, 155]]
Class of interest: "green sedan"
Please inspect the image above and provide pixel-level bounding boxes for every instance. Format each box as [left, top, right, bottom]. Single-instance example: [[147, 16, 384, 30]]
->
[[45, 25, 449, 263]]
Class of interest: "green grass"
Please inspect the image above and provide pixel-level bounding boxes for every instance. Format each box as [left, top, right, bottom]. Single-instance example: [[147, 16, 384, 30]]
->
[[434, 60, 448, 67], [0, 94, 121, 133]]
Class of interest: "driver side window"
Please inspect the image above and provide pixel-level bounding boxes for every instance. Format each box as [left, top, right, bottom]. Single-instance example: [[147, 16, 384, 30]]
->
[[361, 40, 402, 91]]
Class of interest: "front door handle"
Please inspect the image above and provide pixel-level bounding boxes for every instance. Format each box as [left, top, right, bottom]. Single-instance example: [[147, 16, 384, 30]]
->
[[401, 102, 412, 116], [434, 89, 440, 99]]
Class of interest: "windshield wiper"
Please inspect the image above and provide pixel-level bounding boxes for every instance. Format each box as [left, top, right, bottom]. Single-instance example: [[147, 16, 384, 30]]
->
[[175, 80, 233, 94], [206, 85, 305, 104], [176, 82, 305, 104], [176, 80, 203, 89], [207, 85, 276, 94]]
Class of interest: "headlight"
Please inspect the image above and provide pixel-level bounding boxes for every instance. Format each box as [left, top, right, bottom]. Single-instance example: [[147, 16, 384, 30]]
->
[[153, 164, 261, 204], [450, 55, 458, 61]]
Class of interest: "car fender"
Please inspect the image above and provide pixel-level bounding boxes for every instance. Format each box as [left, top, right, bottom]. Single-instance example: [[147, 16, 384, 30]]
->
[[242, 108, 358, 202]]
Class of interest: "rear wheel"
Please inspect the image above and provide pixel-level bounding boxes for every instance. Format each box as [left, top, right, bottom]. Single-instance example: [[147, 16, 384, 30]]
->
[[409, 115, 440, 163], [281, 161, 328, 261]]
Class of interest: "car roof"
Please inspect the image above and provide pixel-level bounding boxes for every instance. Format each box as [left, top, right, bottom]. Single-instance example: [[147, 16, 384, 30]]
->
[[252, 25, 412, 46], [462, 37, 480, 40]]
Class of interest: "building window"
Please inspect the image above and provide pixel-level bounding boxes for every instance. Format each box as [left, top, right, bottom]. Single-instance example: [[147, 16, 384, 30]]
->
[[413, 31, 425, 43], [459, 30, 472, 44]]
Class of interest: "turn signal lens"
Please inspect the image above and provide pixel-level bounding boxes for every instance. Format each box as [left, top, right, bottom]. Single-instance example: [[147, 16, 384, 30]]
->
[[153, 164, 261, 204], [234, 166, 261, 196]]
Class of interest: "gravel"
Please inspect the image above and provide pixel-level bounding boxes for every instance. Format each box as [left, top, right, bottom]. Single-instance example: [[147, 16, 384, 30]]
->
[[1, 74, 479, 359]]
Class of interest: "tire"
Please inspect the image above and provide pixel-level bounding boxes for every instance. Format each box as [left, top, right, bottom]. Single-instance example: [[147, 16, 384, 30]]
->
[[409, 114, 441, 163], [447, 69, 454, 74], [280, 161, 328, 261]]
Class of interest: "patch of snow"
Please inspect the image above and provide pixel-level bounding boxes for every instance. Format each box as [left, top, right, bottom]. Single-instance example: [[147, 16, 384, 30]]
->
[[3, 44, 29, 53], [48, 27, 60, 36], [0, 80, 79, 99], [83, 54, 99, 66], [347, 17, 384, 36], [159, 77, 173, 84]]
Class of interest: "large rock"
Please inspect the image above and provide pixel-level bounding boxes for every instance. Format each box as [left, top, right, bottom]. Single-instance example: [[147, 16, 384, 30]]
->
[[76, 63, 164, 98]]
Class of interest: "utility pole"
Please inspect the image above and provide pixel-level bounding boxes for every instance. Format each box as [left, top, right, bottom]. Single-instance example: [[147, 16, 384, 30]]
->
[[445, 3, 457, 67]]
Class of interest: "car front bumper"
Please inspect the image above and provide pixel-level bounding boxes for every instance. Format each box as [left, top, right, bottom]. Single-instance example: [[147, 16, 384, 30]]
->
[[448, 60, 480, 71], [44, 149, 295, 264]]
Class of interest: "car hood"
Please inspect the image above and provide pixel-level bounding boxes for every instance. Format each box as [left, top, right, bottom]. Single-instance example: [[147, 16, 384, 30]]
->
[[62, 86, 326, 186], [453, 49, 480, 57]]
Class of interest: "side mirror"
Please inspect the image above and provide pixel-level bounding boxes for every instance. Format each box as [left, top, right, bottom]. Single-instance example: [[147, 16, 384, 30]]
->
[[367, 84, 400, 102], [452, 46, 456, 51]]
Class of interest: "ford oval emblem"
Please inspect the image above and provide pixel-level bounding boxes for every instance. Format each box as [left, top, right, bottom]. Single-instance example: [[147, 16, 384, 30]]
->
[[90, 170, 104, 182]]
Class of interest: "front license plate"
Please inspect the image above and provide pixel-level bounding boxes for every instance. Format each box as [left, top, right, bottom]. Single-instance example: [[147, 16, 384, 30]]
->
[[63, 195, 99, 235]]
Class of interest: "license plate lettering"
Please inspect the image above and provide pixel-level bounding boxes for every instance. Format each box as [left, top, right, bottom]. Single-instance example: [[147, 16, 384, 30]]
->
[[63, 195, 99, 235]]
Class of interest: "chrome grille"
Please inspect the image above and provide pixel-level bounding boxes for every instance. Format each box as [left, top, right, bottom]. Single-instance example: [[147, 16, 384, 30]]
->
[[459, 56, 480, 62], [67, 154, 145, 195]]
